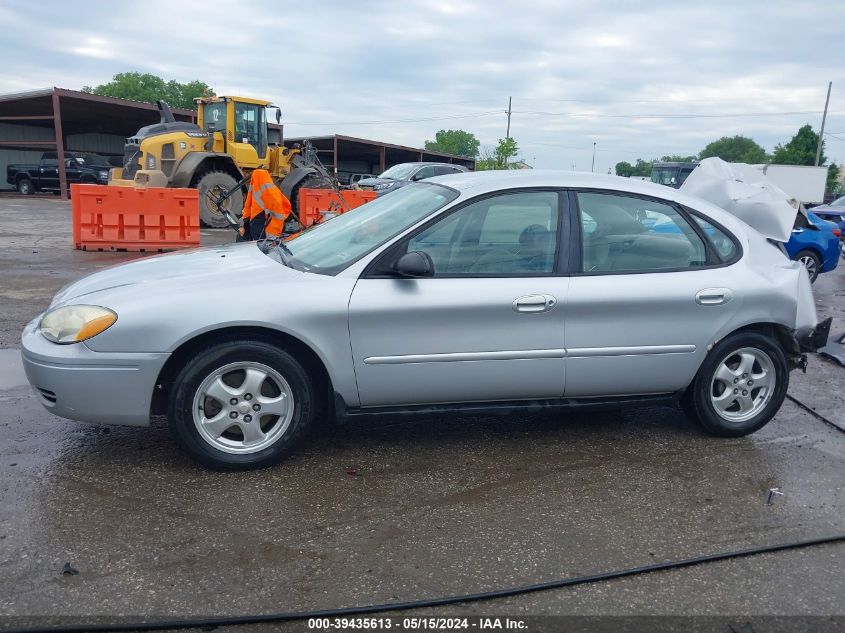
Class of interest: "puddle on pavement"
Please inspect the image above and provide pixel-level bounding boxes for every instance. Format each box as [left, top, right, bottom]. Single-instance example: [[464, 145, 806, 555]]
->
[[0, 348, 27, 389]]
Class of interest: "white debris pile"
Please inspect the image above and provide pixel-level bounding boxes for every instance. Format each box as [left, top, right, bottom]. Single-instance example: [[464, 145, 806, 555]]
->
[[681, 157, 803, 243]]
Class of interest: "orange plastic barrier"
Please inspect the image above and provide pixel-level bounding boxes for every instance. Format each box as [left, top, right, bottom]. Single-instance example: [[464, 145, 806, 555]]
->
[[297, 188, 377, 228], [71, 184, 200, 252]]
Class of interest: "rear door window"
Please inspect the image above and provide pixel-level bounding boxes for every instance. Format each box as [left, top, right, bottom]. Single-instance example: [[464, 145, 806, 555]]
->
[[577, 192, 707, 273], [691, 215, 739, 262]]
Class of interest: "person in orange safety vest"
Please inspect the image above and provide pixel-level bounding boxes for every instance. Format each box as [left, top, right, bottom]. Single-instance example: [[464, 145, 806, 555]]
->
[[237, 169, 292, 241]]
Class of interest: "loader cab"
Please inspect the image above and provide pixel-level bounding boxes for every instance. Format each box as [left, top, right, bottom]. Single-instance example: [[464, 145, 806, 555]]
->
[[651, 162, 698, 189], [196, 96, 272, 168]]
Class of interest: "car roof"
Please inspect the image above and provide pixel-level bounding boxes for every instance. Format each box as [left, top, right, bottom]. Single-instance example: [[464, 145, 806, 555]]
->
[[428, 169, 689, 201], [394, 161, 462, 167], [425, 169, 756, 231]]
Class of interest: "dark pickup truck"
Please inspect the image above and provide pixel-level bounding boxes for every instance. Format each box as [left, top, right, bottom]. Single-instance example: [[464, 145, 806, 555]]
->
[[7, 152, 112, 194]]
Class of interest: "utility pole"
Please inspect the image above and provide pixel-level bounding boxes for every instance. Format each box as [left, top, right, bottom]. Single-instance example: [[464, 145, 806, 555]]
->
[[505, 96, 512, 168], [591, 142, 597, 172], [505, 96, 512, 139], [815, 82, 832, 166]]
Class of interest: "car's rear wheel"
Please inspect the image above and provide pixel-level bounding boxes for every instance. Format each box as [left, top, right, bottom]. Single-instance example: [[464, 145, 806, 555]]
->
[[167, 341, 316, 470], [17, 178, 34, 195], [794, 249, 821, 283], [683, 331, 788, 437]]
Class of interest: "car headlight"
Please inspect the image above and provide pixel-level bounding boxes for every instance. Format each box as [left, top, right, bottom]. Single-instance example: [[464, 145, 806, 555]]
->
[[145, 153, 156, 169], [39, 305, 117, 344], [98, 170, 109, 180], [373, 183, 393, 191]]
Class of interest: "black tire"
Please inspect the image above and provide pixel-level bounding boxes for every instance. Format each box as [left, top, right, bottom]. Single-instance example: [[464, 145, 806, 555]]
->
[[17, 178, 34, 195], [289, 173, 334, 214], [196, 171, 243, 228], [167, 341, 316, 470], [794, 249, 822, 283], [683, 331, 788, 437], [285, 173, 335, 234]]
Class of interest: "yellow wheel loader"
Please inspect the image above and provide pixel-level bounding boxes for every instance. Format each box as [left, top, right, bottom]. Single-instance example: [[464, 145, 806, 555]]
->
[[109, 96, 332, 228]]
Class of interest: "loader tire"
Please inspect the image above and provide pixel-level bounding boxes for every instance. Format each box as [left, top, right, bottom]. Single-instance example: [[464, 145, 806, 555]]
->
[[289, 173, 334, 214], [196, 171, 243, 228]]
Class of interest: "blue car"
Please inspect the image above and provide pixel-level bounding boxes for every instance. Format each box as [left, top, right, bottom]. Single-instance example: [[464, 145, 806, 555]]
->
[[810, 195, 845, 232], [810, 196, 845, 261], [784, 211, 841, 283]]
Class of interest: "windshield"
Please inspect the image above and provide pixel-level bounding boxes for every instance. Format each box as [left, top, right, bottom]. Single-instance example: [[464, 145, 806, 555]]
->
[[203, 102, 227, 132], [651, 166, 695, 188], [830, 196, 845, 207], [281, 183, 458, 273], [378, 163, 420, 180]]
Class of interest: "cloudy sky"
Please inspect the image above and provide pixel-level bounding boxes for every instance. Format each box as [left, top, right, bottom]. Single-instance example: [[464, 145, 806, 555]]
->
[[1, 0, 843, 171]]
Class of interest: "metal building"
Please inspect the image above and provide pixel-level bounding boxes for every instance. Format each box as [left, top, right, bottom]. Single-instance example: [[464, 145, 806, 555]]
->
[[284, 135, 476, 183], [0, 88, 198, 198], [0, 88, 475, 197]]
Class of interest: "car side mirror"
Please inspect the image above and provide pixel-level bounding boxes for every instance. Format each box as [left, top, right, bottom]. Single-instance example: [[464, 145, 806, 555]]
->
[[411, 173, 425, 181], [395, 251, 434, 278]]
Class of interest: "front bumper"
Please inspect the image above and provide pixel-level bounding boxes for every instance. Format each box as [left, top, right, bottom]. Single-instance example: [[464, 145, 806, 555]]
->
[[20, 319, 168, 427]]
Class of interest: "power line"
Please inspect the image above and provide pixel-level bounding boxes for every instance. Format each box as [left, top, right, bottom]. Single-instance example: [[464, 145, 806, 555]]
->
[[284, 110, 502, 125], [378, 95, 835, 108], [285, 108, 844, 126], [513, 109, 839, 120]]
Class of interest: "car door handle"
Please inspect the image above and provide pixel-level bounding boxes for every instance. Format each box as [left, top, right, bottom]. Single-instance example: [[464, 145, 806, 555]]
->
[[513, 294, 556, 313], [695, 288, 732, 306]]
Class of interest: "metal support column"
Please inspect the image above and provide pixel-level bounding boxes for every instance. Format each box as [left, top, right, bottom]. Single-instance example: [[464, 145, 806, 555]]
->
[[52, 90, 68, 200], [379, 146, 385, 173], [333, 136, 338, 174]]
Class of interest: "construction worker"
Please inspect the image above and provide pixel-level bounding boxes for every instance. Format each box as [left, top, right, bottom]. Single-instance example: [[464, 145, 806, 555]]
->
[[238, 169, 291, 241]]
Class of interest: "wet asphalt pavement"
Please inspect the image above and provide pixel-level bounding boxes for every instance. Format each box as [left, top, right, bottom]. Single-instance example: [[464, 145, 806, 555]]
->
[[0, 197, 844, 628]]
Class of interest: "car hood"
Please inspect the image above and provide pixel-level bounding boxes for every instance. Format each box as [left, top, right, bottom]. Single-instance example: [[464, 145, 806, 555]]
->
[[681, 157, 806, 243], [51, 242, 289, 306], [358, 177, 395, 187]]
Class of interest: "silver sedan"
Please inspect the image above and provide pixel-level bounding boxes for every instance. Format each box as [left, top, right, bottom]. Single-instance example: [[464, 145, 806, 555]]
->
[[21, 171, 830, 469]]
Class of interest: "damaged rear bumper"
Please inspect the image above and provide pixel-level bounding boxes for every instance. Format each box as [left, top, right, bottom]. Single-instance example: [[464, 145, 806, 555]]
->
[[796, 316, 832, 353]]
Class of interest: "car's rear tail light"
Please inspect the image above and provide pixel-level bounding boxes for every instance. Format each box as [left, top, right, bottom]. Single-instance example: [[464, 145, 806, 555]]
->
[[833, 228, 842, 238]]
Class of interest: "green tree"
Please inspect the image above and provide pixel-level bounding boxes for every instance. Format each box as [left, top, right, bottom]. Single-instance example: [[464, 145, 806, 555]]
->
[[424, 129, 480, 158], [615, 158, 654, 177], [660, 154, 697, 163], [476, 137, 520, 170], [82, 72, 213, 109], [615, 161, 635, 177], [772, 124, 840, 193], [699, 135, 769, 163], [496, 137, 519, 166], [772, 124, 823, 165]]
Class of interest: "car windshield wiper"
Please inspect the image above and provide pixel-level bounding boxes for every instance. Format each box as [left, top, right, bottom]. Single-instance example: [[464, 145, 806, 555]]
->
[[275, 240, 293, 257], [257, 239, 293, 266]]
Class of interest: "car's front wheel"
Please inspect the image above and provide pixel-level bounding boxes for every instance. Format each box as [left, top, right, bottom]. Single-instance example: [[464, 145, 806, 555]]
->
[[683, 331, 788, 437], [168, 341, 316, 470]]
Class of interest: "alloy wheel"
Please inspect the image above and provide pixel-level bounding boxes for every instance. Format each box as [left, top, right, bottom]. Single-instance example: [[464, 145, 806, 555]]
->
[[192, 361, 294, 454], [798, 254, 818, 278], [709, 347, 776, 423]]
